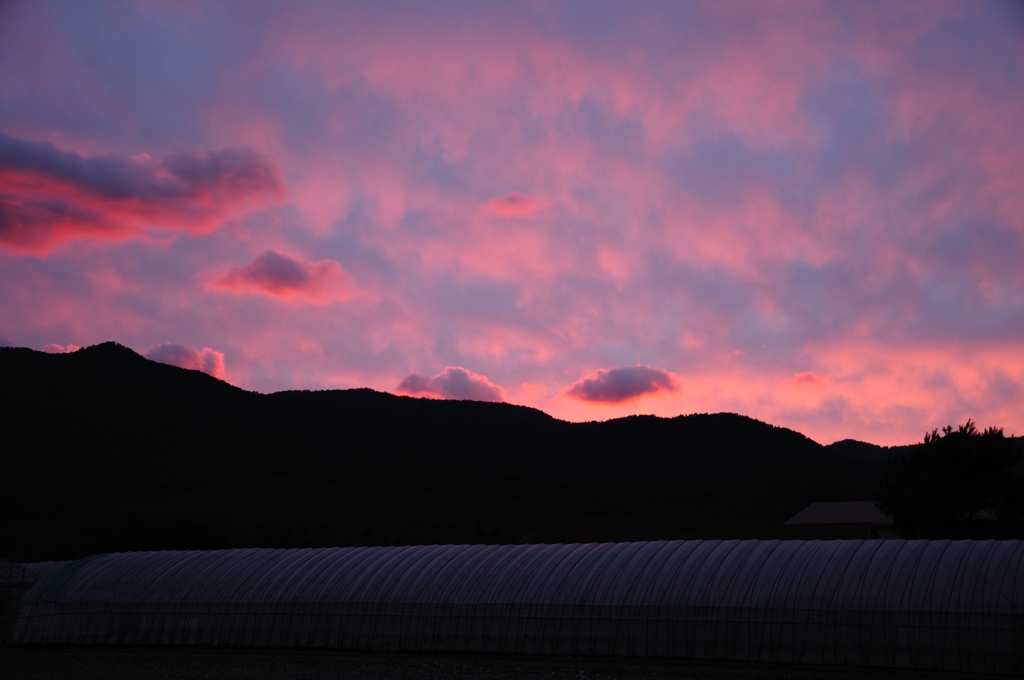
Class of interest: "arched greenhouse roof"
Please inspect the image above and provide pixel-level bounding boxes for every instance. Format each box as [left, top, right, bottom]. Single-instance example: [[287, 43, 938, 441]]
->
[[10, 539, 1024, 674]]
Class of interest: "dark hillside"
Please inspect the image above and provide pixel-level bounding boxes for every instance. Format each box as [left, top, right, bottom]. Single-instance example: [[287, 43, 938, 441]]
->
[[1, 343, 883, 560], [826, 439, 894, 464], [826, 436, 1024, 472]]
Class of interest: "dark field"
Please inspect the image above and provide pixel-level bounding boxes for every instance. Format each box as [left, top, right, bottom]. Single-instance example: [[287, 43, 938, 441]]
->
[[0, 649, 997, 680]]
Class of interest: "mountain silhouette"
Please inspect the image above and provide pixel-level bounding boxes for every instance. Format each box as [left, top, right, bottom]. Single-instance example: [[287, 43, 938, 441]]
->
[[3, 342, 885, 560]]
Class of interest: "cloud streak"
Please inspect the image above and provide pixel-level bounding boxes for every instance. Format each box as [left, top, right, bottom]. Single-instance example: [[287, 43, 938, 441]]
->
[[397, 367, 505, 402], [0, 133, 283, 253]]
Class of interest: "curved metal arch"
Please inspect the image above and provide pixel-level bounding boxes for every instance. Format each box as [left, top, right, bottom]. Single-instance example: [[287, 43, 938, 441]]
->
[[11, 540, 1024, 674]]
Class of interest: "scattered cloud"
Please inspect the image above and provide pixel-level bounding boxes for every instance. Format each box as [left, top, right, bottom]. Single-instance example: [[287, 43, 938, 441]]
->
[[566, 365, 681, 404], [145, 342, 225, 378], [42, 343, 79, 353], [793, 371, 828, 387], [211, 250, 349, 304], [397, 366, 506, 402], [481, 192, 548, 218], [0, 132, 283, 253]]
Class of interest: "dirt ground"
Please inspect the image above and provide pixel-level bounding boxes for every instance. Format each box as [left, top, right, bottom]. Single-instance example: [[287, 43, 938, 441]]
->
[[0, 648, 999, 680]]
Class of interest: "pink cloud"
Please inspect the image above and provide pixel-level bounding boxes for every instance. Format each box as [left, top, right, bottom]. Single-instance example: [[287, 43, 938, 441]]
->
[[211, 250, 349, 304], [397, 366, 505, 402], [793, 371, 828, 386], [42, 343, 79, 354], [481, 192, 548, 218], [0, 133, 284, 254], [566, 365, 681, 404], [144, 342, 225, 379]]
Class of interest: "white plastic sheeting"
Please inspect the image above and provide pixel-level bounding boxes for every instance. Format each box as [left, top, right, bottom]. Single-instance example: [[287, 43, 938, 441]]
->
[[10, 540, 1024, 674]]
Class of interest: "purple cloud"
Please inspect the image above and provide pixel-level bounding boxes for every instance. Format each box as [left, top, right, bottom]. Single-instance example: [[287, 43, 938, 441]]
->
[[145, 342, 225, 379], [566, 365, 681, 404], [0, 132, 283, 253], [397, 366, 505, 402], [212, 250, 349, 303]]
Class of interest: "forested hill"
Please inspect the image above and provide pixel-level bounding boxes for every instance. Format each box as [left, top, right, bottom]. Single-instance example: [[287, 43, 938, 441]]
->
[[3, 342, 883, 560]]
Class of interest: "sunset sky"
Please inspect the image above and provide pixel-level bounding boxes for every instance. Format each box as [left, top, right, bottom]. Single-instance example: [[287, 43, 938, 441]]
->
[[2, 1, 1022, 446]]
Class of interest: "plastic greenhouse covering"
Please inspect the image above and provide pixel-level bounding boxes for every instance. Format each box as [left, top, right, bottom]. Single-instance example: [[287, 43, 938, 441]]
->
[[10, 539, 1024, 674]]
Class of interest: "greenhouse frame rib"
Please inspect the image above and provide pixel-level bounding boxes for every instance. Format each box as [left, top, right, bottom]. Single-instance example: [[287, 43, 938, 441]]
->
[[9, 539, 1024, 674]]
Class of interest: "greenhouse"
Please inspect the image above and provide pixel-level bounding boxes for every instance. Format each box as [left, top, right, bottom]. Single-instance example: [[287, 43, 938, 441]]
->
[[10, 539, 1024, 674]]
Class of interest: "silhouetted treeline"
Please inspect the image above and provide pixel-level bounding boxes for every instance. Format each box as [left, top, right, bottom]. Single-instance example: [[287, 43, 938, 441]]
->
[[2, 342, 1011, 561], [877, 421, 1024, 539]]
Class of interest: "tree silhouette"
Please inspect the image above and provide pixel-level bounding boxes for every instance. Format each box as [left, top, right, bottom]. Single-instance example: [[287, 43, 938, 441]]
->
[[876, 421, 1023, 539]]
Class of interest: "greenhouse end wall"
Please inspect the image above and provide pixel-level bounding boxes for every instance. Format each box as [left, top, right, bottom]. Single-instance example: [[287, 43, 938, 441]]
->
[[9, 539, 1024, 674]]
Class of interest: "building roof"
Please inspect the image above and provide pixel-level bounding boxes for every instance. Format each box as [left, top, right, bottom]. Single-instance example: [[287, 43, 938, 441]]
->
[[0, 559, 40, 589], [784, 501, 893, 526]]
